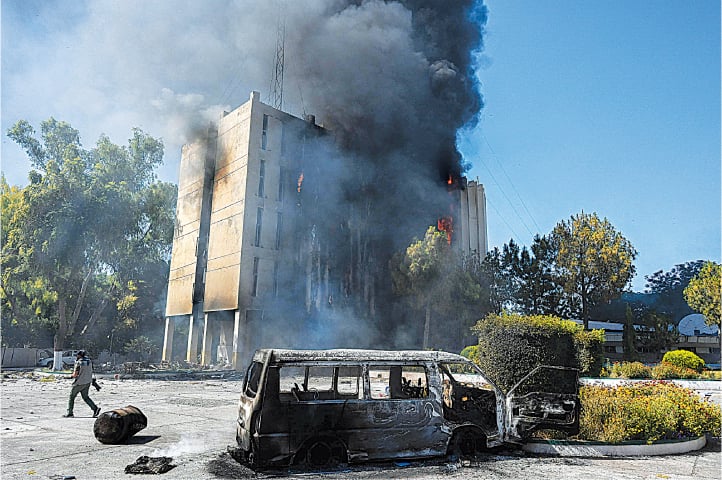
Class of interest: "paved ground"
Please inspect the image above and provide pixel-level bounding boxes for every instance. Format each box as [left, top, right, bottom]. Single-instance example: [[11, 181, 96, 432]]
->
[[1, 372, 720, 480]]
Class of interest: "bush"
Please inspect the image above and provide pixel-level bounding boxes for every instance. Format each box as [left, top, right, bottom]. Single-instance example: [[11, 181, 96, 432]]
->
[[579, 382, 721, 443], [608, 361, 652, 379], [662, 350, 706, 373], [460, 345, 479, 362], [472, 313, 580, 392], [651, 362, 701, 380], [573, 329, 606, 376]]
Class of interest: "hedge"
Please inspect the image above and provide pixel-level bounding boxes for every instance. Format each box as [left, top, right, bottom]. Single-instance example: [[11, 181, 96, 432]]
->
[[471, 313, 590, 392]]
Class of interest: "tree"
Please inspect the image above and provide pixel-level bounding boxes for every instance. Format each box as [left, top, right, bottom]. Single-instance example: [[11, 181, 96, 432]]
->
[[0, 177, 57, 346], [390, 226, 483, 350], [391, 226, 452, 349], [635, 310, 678, 361], [645, 260, 705, 321], [124, 335, 159, 363], [551, 212, 637, 329], [684, 261, 721, 327], [5, 118, 176, 367], [622, 305, 639, 362]]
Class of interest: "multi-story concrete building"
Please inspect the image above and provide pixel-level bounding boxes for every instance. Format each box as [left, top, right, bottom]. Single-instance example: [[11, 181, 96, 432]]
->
[[161, 91, 488, 369]]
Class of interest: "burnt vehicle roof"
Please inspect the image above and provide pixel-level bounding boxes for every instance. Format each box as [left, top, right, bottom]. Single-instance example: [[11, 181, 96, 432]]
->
[[254, 349, 469, 363]]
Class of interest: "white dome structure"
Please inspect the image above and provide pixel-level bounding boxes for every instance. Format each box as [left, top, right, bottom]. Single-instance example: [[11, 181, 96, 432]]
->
[[678, 313, 719, 336]]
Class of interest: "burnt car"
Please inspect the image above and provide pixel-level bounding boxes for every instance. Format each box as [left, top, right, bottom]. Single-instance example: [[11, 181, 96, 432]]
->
[[236, 349, 579, 468]]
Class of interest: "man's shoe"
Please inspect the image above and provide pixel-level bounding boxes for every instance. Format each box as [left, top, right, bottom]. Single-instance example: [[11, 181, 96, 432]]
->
[[63, 413, 74, 418], [93, 407, 101, 418]]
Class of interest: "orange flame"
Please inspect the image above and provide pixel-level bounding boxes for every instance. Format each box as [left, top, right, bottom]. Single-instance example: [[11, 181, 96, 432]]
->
[[297, 172, 304, 193], [447, 174, 453, 185], [437, 216, 453, 245]]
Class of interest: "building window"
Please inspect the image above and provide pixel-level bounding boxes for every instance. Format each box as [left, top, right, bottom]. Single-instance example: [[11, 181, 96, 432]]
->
[[258, 160, 266, 197], [280, 123, 286, 156], [261, 114, 269, 150], [273, 261, 279, 297], [275, 212, 283, 250], [278, 167, 285, 202], [255, 207, 263, 247], [252, 257, 259, 297]]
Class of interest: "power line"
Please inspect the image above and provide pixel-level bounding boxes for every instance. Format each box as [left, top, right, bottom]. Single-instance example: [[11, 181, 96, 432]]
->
[[481, 133, 542, 233], [475, 154, 535, 238], [486, 196, 523, 246]]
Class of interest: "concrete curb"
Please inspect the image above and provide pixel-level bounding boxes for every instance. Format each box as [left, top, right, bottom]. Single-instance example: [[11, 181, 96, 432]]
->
[[522, 436, 706, 457]]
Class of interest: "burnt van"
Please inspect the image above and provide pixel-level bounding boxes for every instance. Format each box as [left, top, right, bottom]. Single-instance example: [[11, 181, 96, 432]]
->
[[236, 349, 579, 467]]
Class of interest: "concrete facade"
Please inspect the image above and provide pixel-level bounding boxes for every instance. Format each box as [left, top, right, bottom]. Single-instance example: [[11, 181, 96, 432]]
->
[[162, 92, 489, 370]]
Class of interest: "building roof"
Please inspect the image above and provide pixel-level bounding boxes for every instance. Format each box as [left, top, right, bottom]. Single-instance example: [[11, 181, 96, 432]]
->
[[571, 319, 624, 331]]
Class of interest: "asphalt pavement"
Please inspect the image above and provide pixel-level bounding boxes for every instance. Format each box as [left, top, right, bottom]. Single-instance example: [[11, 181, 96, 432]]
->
[[0, 372, 719, 480]]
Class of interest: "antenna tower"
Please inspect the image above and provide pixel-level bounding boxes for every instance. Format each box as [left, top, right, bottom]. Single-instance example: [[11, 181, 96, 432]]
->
[[270, 8, 286, 110]]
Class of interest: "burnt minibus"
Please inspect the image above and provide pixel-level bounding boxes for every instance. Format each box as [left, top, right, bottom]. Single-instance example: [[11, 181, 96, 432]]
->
[[236, 349, 579, 467]]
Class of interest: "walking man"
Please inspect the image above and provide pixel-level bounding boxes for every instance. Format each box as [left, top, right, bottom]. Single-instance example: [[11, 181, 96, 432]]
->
[[63, 350, 100, 418]]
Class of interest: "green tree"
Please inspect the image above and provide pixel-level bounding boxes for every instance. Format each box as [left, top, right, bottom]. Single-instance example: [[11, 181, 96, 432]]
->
[[551, 212, 637, 329], [124, 335, 159, 363], [0, 177, 57, 346], [623, 304, 639, 361], [391, 226, 483, 350], [5, 118, 176, 366], [636, 310, 678, 361], [683, 261, 721, 327], [478, 247, 514, 313], [645, 260, 705, 321], [497, 235, 569, 317]]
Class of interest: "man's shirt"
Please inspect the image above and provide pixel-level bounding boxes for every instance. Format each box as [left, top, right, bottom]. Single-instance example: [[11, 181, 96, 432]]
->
[[73, 357, 93, 385]]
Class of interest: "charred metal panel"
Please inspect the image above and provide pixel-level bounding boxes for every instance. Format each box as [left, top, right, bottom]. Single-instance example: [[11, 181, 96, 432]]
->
[[166, 130, 216, 317], [505, 365, 580, 440], [204, 107, 251, 311]]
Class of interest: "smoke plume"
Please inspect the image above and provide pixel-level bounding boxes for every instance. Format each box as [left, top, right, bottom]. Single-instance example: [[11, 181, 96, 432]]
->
[[5, 0, 488, 350]]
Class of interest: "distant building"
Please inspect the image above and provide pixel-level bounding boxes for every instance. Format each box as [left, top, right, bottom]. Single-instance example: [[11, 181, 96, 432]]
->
[[161, 92, 488, 369], [575, 316, 720, 366]]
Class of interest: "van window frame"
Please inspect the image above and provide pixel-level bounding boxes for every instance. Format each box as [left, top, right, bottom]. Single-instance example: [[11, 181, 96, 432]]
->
[[277, 362, 363, 402], [244, 361, 263, 398], [367, 363, 430, 401]]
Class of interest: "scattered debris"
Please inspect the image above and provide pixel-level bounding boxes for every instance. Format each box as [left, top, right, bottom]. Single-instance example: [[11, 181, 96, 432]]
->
[[124, 456, 175, 474], [206, 449, 256, 479]]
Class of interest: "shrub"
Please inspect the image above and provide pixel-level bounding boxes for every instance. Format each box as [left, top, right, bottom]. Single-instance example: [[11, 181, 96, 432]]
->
[[573, 329, 606, 376], [651, 362, 701, 380], [608, 361, 652, 379], [472, 313, 580, 392], [662, 350, 705, 373], [460, 345, 479, 362], [579, 382, 721, 443]]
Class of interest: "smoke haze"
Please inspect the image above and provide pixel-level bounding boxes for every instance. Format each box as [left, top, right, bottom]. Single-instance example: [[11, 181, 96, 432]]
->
[[4, 0, 487, 350], [3, 0, 486, 187]]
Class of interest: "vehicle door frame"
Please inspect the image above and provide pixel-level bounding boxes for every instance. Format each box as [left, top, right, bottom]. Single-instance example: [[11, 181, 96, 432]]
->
[[237, 350, 273, 454], [503, 364, 580, 442]]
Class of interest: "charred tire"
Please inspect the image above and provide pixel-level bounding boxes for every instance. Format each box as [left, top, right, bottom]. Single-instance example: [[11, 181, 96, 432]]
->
[[302, 438, 347, 468], [448, 428, 486, 458]]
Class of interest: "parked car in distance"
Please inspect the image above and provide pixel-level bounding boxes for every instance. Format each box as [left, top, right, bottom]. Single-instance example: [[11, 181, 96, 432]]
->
[[37, 350, 80, 369]]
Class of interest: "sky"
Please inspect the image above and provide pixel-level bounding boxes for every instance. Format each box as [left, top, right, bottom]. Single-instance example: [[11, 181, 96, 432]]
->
[[2, 0, 720, 292]]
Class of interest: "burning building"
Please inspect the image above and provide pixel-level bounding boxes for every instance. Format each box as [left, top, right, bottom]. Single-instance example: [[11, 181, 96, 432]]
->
[[161, 91, 488, 369]]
